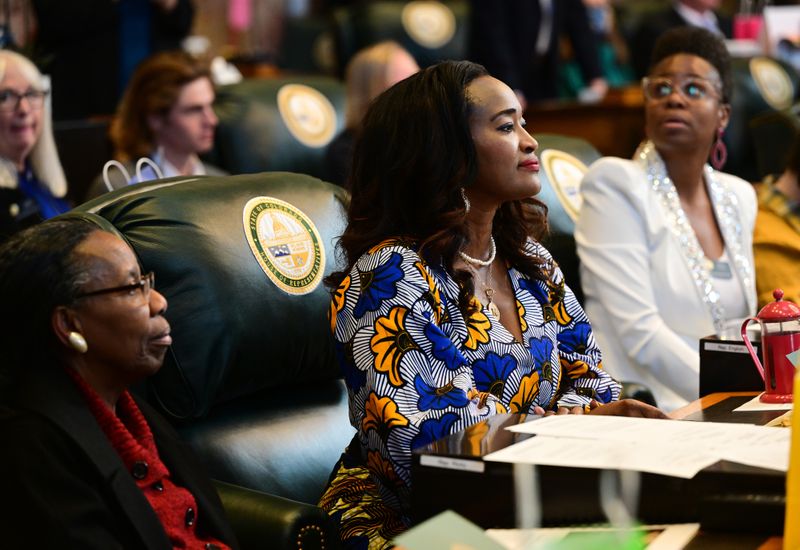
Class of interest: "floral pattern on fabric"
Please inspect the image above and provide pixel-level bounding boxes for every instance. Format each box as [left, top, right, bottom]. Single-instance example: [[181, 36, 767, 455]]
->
[[321, 240, 620, 547]]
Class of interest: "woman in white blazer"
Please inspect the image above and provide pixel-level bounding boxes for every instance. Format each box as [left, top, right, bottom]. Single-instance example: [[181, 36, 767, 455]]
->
[[575, 27, 757, 412]]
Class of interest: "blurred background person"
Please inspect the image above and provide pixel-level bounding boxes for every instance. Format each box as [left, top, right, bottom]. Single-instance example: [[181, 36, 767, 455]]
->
[[468, 0, 608, 108], [325, 40, 418, 188], [629, 0, 733, 78], [576, 27, 756, 412], [32, 0, 195, 120], [88, 50, 224, 198], [0, 49, 69, 241], [0, 217, 237, 548], [753, 128, 800, 307]]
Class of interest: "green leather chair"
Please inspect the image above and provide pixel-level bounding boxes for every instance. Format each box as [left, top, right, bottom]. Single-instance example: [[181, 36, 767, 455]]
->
[[279, 16, 338, 75], [750, 104, 800, 179], [67, 172, 354, 550], [726, 56, 800, 182], [533, 133, 602, 305], [534, 134, 657, 407], [207, 77, 346, 180], [332, 0, 469, 74]]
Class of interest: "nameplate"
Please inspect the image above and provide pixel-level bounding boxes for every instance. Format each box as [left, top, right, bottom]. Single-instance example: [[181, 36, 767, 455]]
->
[[704, 342, 750, 354], [420, 455, 485, 473]]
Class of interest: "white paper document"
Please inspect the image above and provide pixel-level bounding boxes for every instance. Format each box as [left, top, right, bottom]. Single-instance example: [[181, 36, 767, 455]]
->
[[486, 523, 700, 550], [482, 416, 790, 478], [733, 394, 794, 412]]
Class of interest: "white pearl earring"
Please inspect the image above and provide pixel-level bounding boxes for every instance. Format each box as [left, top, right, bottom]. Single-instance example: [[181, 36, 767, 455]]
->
[[68, 331, 88, 354]]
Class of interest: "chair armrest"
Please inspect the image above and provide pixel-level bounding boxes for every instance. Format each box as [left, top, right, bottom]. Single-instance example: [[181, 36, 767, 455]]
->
[[213, 479, 339, 550]]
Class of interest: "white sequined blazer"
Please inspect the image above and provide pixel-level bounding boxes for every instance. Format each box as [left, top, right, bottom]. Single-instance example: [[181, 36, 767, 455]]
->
[[575, 147, 757, 412]]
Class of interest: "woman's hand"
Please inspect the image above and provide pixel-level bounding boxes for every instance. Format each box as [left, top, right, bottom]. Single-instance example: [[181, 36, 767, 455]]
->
[[533, 399, 667, 418], [588, 398, 667, 419]]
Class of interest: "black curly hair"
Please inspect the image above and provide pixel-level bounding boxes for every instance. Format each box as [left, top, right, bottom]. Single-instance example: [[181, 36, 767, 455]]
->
[[650, 26, 733, 103]]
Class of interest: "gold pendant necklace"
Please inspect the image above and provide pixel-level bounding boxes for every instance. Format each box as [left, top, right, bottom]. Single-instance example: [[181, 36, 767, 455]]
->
[[470, 263, 500, 321]]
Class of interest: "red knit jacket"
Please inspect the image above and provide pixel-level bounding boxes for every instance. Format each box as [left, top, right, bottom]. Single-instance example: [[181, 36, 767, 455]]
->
[[66, 368, 229, 549]]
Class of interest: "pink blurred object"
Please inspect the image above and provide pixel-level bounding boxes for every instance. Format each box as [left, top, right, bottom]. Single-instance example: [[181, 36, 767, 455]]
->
[[734, 14, 763, 40], [228, 0, 252, 32]]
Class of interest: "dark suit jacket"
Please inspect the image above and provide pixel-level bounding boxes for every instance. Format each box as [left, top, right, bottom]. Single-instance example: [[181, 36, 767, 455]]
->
[[32, 0, 194, 120], [468, 0, 603, 101], [630, 7, 734, 78], [0, 366, 238, 549]]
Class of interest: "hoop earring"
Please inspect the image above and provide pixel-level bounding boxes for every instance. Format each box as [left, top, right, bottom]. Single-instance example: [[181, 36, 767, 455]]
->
[[68, 331, 88, 354], [461, 187, 471, 214], [710, 127, 727, 170]]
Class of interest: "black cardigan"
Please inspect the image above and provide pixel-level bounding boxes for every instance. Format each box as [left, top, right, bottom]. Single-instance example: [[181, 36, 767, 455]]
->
[[0, 366, 238, 549]]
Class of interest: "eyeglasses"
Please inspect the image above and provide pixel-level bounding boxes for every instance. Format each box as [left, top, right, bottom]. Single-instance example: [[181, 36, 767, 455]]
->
[[76, 272, 155, 302], [0, 89, 48, 112], [641, 76, 721, 102]]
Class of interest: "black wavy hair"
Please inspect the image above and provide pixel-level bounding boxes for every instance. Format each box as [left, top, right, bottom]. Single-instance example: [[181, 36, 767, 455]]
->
[[326, 60, 550, 313], [650, 26, 733, 103]]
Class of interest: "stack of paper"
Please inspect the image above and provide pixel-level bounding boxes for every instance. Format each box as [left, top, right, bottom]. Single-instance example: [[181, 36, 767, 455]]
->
[[483, 416, 790, 478]]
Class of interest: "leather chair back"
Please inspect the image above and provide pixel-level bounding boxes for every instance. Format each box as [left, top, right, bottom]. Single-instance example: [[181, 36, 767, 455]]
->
[[332, 0, 469, 74], [70, 172, 355, 505], [726, 56, 799, 181], [207, 77, 346, 180], [750, 105, 800, 179], [535, 133, 601, 304], [279, 17, 338, 75]]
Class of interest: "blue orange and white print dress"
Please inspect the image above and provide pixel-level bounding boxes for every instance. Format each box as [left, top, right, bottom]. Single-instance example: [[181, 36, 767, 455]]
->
[[319, 239, 621, 549]]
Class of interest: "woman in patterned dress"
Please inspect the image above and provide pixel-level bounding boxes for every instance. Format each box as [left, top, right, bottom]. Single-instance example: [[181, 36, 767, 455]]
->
[[320, 59, 664, 549]]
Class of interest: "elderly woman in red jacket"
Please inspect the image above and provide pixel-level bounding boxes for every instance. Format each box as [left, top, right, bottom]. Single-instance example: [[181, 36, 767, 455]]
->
[[0, 217, 237, 549]]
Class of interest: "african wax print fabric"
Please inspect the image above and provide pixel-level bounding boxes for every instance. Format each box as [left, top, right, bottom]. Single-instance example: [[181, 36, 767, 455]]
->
[[320, 239, 620, 548]]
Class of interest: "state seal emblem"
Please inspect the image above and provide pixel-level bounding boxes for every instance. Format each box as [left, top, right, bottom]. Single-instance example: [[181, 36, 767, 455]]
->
[[401, 1, 456, 49], [750, 57, 794, 111], [243, 196, 325, 295], [277, 84, 337, 148], [541, 149, 587, 222]]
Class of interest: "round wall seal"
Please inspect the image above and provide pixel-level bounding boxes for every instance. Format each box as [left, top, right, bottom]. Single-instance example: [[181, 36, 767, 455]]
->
[[277, 83, 337, 148], [243, 196, 326, 295], [541, 149, 588, 221], [750, 57, 794, 111], [401, 1, 456, 49]]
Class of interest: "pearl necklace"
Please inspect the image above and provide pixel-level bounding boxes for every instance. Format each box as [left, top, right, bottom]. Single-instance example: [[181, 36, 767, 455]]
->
[[458, 236, 496, 267]]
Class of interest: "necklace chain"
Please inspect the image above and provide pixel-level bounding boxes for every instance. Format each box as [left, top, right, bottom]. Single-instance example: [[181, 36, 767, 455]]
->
[[467, 262, 501, 321], [458, 236, 496, 267]]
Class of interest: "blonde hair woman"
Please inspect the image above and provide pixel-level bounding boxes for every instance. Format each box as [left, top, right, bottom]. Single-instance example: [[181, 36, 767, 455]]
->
[[0, 49, 69, 240], [325, 41, 419, 187]]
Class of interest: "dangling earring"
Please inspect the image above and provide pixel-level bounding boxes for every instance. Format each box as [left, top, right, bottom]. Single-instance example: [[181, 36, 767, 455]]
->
[[461, 187, 471, 214], [710, 127, 727, 170], [68, 331, 88, 354]]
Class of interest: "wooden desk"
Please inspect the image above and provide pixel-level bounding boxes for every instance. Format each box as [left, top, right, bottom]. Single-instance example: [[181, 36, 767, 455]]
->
[[671, 391, 759, 419], [672, 392, 786, 549], [671, 392, 789, 426], [412, 393, 787, 541], [526, 86, 645, 158]]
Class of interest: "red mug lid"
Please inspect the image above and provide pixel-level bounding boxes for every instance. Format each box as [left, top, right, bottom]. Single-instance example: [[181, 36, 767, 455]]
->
[[757, 289, 800, 321]]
